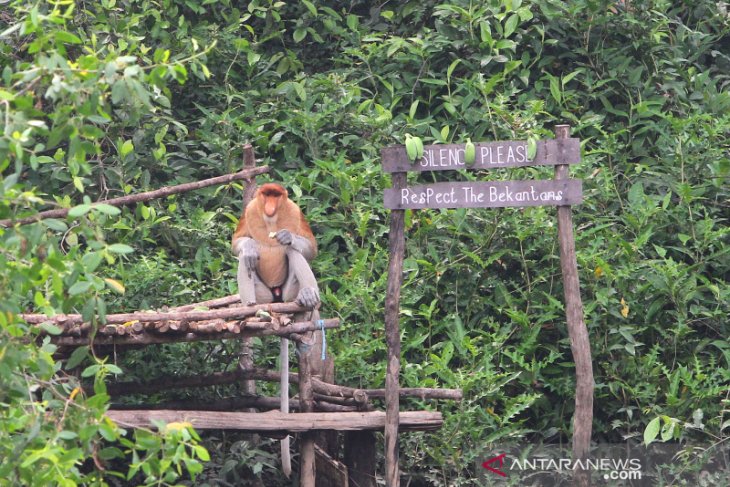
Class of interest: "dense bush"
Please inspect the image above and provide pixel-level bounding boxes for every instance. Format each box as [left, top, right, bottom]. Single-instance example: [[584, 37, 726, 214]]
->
[[1, 0, 728, 485]]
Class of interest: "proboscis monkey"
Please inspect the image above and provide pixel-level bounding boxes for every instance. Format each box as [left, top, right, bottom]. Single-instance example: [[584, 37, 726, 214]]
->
[[232, 183, 320, 308], [232, 182, 320, 478]]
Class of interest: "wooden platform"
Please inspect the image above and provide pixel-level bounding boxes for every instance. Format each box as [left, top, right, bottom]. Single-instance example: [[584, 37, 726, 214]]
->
[[107, 410, 443, 432]]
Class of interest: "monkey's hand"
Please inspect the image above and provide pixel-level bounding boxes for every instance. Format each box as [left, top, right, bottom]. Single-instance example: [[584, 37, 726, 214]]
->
[[234, 237, 259, 271], [274, 229, 293, 246], [295, 287, 320, 308], [276, 230, 315, 259]]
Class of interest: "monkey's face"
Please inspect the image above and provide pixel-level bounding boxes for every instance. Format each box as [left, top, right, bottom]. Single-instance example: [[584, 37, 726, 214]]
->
[[258, 183, 288, 219]]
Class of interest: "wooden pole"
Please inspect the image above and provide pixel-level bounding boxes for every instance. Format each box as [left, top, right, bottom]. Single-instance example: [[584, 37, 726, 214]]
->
[[239, 144, 258, 404], [553, 125, 594, 484], [384, 171, 406, 487], [0, 166, 269, 227], [298, 342, 316, 487]]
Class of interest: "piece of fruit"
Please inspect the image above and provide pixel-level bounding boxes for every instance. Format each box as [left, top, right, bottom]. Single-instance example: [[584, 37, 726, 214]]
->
[[464, 138, 476, 165]]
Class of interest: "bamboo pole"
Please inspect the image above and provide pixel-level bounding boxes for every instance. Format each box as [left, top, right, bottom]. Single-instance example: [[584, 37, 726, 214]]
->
[[0, 166, 270, 227], [554, 125, 594, 487], [384, 171, 406, 487]]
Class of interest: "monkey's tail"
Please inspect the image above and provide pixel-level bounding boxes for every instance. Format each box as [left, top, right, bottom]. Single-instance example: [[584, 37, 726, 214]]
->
[[280, 337, 291, 478]]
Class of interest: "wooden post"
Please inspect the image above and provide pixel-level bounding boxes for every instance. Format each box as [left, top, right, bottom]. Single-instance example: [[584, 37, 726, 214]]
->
[[238, 144, 265, 487], [553, 125, 594, 483], [239, 144, 258, 401], [298, 341, 317, 487], [384, 171, 406, 487]]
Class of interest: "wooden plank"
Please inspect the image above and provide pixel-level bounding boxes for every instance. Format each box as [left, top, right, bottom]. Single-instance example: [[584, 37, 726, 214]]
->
[[553, 125, 593, 487], [105, 410, 443, 432], [384, 172, 406, 487], [381, 138, 580, 172], [239, 144, 259, 409], [384, 179, 582, 210]]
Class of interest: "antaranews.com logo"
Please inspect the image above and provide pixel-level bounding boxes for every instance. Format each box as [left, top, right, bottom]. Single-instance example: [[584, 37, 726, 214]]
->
[[481, 452, 642, 482], [477, 443, 730, 486]]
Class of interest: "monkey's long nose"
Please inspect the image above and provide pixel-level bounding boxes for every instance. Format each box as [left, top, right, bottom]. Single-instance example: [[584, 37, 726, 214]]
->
[[264, 200, 278, 217]]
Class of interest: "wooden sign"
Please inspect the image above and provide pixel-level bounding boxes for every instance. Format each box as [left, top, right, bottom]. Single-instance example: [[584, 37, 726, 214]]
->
[[381, 138, 581, 173], [384, 179, 582, 210]]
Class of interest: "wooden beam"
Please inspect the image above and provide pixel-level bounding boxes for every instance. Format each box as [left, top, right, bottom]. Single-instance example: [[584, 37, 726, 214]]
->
[[383, 179, 583, 210], [0, 166, 270, 227], [105, 410, 443, 432], [22, 301, 310, 328], [51, 318, 339, 346], [381, 138, 581, 172]]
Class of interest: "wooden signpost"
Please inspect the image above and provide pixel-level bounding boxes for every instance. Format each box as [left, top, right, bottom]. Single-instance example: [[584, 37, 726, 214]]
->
[[381, 125, 594, 487]]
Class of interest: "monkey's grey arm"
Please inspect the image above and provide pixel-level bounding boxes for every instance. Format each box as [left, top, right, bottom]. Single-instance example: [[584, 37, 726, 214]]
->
[[275, 230, 316, 261], [232, 236, 259, 271]]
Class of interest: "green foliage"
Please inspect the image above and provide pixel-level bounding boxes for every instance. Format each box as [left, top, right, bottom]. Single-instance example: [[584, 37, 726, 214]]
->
[[1, 0, 729, 484]]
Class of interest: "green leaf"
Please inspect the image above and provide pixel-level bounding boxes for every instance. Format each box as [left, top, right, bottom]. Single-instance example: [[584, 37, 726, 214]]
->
[[66, 346, 89, 370], [43, 219, 68, 232], [301, 0, 317, 16], [81, 364, 101, 378], [120, 140, 134, 158], [527, 137, 537, 160], [68, 204, 92, 218], [346, 14, 358, 31], [193, 445, 210, 461], [107, 243, 134, 254], [106, 364, 123, 375], [293, 28, 307, 43], [69, 281, 93, 296], [55, 31, 82, 44], [660, 420, 675, 442], [644, 417, 661, 445], [93, 204, 121, 216], [504, 14, 520, 38], [549, 75, 561, 104], [40, 322, 63, 335]]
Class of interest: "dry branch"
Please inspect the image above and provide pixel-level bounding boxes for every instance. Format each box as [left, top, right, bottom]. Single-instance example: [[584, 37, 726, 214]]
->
[[0, 166, 270, 227]]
